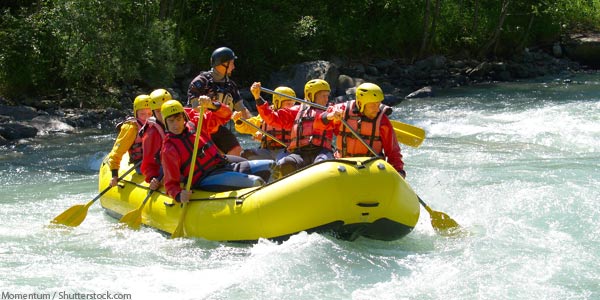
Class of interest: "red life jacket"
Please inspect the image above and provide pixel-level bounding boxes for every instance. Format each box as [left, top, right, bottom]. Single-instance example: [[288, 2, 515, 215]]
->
[[260, 121, 291, 150], [337, 101, 385, 157], [116, 117, 144, 164], [164, 129, 227, 185], [289, 104, 333, 151], [140, 117, 166, 140], [139, 117, 166, 164]]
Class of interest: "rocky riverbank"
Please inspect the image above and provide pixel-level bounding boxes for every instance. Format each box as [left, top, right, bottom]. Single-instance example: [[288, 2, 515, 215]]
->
[[0, 103, 128, 145], [0, 42, 597, 146]]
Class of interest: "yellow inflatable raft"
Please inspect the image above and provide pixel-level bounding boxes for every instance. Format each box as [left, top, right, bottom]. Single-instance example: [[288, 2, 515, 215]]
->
[[99, 155, 420, 242]]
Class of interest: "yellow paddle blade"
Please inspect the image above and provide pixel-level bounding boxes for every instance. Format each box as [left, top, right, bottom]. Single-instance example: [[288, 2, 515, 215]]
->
[[51, 201, 92, 227], [50, 162, 139, 228], [170, 203, 189, 239], [390, 120, 426, 148], [417, 195, 460, 235], [428, 209, 460, 234], [119, 191, 153, 230], [119, 209, 142, 229], [394, 128, 424, 147]]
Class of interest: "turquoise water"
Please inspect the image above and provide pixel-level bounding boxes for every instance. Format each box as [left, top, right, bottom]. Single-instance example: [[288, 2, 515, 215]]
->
[[1, 74, 599, 299]]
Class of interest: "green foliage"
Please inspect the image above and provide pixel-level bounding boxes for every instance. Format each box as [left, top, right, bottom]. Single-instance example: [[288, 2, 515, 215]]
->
[[0, 7, 62, 98], [51, 0, 177, 96], [0, 0, 178, 106], [1, 0, 599, 104], [554, 0, 600, 32]]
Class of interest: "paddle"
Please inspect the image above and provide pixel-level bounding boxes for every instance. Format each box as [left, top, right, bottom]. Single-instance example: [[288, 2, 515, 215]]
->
[[171, 106, 205, 239], [418, 196, 460, 233], [51, 161, 141, 227], [260, 87, 367, 147], [390, 120, 425, 148], [235, 118, 287, 147], [260, 87, 425, 147], [118, 189, 153, 229], [261, 87, 459, 233], [119, 172, 164, 229]]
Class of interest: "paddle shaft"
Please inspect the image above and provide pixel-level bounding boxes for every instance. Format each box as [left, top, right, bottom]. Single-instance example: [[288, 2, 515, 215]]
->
[[135, 189, 154, 214], [118, 188, 154, 228], [260, 87, 379, 156], [172, 106, 205, 238], [260, 88, 459, 231], [142, 189, 153, 203], [93, 161, 141, 204], [50, 161, 141, 226], [235, 118, 287, 147], [185, 107, 205, 191], [417, 196, 434, 214], [261, 87, 328, 109]]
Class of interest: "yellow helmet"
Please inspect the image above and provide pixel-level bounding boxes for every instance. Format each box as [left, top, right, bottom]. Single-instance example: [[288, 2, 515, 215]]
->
[[160, 100, 185, 121], [133, 94, 150, 115], [304, 79, 330, 102], [356, 83, 384, 113], [149, 88, 172, 110], [272, 86, 296, 109]]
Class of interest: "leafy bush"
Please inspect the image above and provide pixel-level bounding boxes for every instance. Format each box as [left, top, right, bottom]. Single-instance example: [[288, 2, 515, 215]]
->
[[1, 0, 599, 105], [1, 0, 178, 106]]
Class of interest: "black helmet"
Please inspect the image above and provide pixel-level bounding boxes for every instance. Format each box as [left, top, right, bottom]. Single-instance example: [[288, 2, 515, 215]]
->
[[210, 47, 237, 67]]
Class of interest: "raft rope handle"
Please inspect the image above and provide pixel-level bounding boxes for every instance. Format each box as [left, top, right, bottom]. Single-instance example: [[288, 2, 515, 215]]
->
[[119, 179, 245, 205], [119, 156, 382, 206], [230, 156, 385, 201]]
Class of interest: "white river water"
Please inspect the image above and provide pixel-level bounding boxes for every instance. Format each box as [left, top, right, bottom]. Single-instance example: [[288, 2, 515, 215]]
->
[[1, 73, 598, 299]]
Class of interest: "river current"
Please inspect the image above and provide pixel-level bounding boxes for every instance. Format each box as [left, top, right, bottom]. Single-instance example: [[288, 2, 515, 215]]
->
[[1, 73, 598, 299]]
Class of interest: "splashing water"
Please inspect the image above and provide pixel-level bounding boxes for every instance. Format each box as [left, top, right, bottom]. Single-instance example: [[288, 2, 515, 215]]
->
[[1, 74, 598, 299]]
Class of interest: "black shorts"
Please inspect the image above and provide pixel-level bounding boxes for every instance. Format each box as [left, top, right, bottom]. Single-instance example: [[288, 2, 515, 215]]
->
[[211, 125, 241, 154]]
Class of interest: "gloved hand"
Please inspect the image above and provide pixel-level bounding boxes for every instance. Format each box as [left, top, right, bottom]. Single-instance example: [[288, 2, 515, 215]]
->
[[192, 95, 216, 111], [109, 176, 118, 187], [250, 82, 261, 100], [149, 177, 161, 191], [178, 190, 192, 203], [232, 111, 242, 122], [326, 107, 343, 121], [190, 97, 200, 109], [253, 131, 263, 141]]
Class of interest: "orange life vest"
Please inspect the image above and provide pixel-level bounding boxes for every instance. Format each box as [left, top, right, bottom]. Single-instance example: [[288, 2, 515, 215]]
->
[[289, 104, 332, 151], [260, 121, 291, 150], [337, 101, 385, 157]]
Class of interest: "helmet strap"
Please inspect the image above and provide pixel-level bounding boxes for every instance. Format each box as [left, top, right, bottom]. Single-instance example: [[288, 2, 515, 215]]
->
[[212, 66, 229, 82], [222, 61, 232, 79], [152, 110, 164, 124]]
